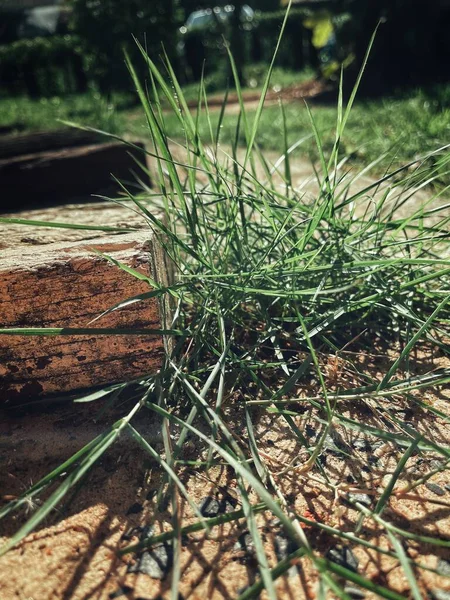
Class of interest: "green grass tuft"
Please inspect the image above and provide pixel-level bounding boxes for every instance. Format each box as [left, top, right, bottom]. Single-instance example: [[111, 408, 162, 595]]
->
[[1, 15, 450, 598]]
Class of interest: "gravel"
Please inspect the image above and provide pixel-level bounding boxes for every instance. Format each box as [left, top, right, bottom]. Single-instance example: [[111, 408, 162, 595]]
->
[[326, 546, 359, 572], [345, 493, 372, 507], [425, 483, 446, 496], [429, 590, 450, 600], [128, 544, 173, 579], [126, 502, 144, 515], [273, 533, 299, 577], [437, 559, 450, 577], [344, 586, 366, 599], [198, 495, 236, 518]]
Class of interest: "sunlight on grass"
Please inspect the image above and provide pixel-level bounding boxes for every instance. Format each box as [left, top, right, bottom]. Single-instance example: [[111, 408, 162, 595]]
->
[[1, 10, 450, 599]]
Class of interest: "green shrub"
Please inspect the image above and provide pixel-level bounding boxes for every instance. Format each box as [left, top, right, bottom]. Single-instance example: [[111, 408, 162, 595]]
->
[[256, 8, 315, 70], [0, 35, 88, 97], [69, 0, 178, 93], [180, 7, 320, 86]]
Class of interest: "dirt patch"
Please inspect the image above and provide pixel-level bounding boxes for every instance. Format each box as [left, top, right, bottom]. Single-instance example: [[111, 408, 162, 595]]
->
[[1, 347, 449, 599], [140, 141, 450, 229], [186, 78, 332, 114]]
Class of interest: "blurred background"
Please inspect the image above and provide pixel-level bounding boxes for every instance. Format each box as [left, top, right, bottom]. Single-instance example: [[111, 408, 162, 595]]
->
[[2, 0, 450, 100], [2, 0, 450, 205]]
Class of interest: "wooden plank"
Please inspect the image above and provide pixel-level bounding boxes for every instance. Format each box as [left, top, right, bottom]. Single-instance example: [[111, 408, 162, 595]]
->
[[0, 203, 171, 405], [0, 129, 104, 160], [0, 141, 149, 211]]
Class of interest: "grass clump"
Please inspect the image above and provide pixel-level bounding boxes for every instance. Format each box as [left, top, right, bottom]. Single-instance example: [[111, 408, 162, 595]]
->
[[1, 12, 450, 600]]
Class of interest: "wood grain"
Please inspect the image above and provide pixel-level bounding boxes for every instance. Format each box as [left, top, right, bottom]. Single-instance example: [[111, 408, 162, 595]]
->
[[0, 203, 170, 405]]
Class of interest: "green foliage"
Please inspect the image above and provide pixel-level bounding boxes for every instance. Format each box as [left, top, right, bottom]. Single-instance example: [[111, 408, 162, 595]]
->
[[0, 35, 87, 97], [256, 8, 318, 71], [0, 35, 74, 65], [70, 0, 177, 92]]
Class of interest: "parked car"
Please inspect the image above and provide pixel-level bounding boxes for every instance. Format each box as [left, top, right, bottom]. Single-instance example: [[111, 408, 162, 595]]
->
[[177, 4, 257, 81], [179, 4, 256, 36]]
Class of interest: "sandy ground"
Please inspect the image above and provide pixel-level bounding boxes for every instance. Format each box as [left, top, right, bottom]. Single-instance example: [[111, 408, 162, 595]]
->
[[1, 347, 449, 600], [140, 139, 449, 229]]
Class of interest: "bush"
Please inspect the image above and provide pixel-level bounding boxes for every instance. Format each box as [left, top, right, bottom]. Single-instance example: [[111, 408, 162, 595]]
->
[[256, 8, 318, 71], [180, 8, 319, 85], [70, 0, 178, 93], [0, 35, 88, 97]]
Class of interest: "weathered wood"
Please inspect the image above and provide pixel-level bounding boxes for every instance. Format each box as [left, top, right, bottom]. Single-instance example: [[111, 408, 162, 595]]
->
[[0, 203, 171, 405], [0, 129, 104, 160], [0, 141, 149, 211]]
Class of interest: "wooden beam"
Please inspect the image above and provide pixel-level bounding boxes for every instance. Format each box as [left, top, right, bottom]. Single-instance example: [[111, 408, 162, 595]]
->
[[0, 203, 171, 405], [0, 141, 149, 211]]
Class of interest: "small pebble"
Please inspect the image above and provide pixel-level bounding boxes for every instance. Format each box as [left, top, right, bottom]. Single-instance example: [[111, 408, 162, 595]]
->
[[198, 496, 236, 518], [352, 439, 370, 452], [345, 493, 372, 508], [325, 431, 351, 454], [121, 524, 154, 542], [109, 587, 133, 599], [326, 546, 359, 572], [444, 484, 450, 494], [126, 502, 144, 515], [394, 409, 414, 421], [425, 482, 446, 497], [371, 440, 385, 451], [344, 586, 366, 599], [305, 424, 316, 438], [135, 525, 154, 543], [128, 544, 173, 579], [274, 533, 299, 578], [146, 489, 157, 500], [437, 559, 450, 577], [235, 532, 256, 555], [323, 435, 342, 454], [274, 533, 299, 560], [430, 590, 450, 600], [198, 496, 221, 518]]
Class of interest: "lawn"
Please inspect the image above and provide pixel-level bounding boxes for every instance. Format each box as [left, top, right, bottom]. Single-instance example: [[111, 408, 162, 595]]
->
[[2, 72, 450, 184]]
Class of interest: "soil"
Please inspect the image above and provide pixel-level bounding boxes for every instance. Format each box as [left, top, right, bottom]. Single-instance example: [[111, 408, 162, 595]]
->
[[185, 79, 332, 115], [140, 141, 449, 228], [0, 348, 449, 600]]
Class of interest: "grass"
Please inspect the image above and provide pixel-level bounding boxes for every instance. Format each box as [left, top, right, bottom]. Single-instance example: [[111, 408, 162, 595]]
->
[[0, 89, 130, 136], [3, 65, 450, 184], [1, 13, 450, 599], [156, 83, 450, 181], [0, 64, 308, 135]]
